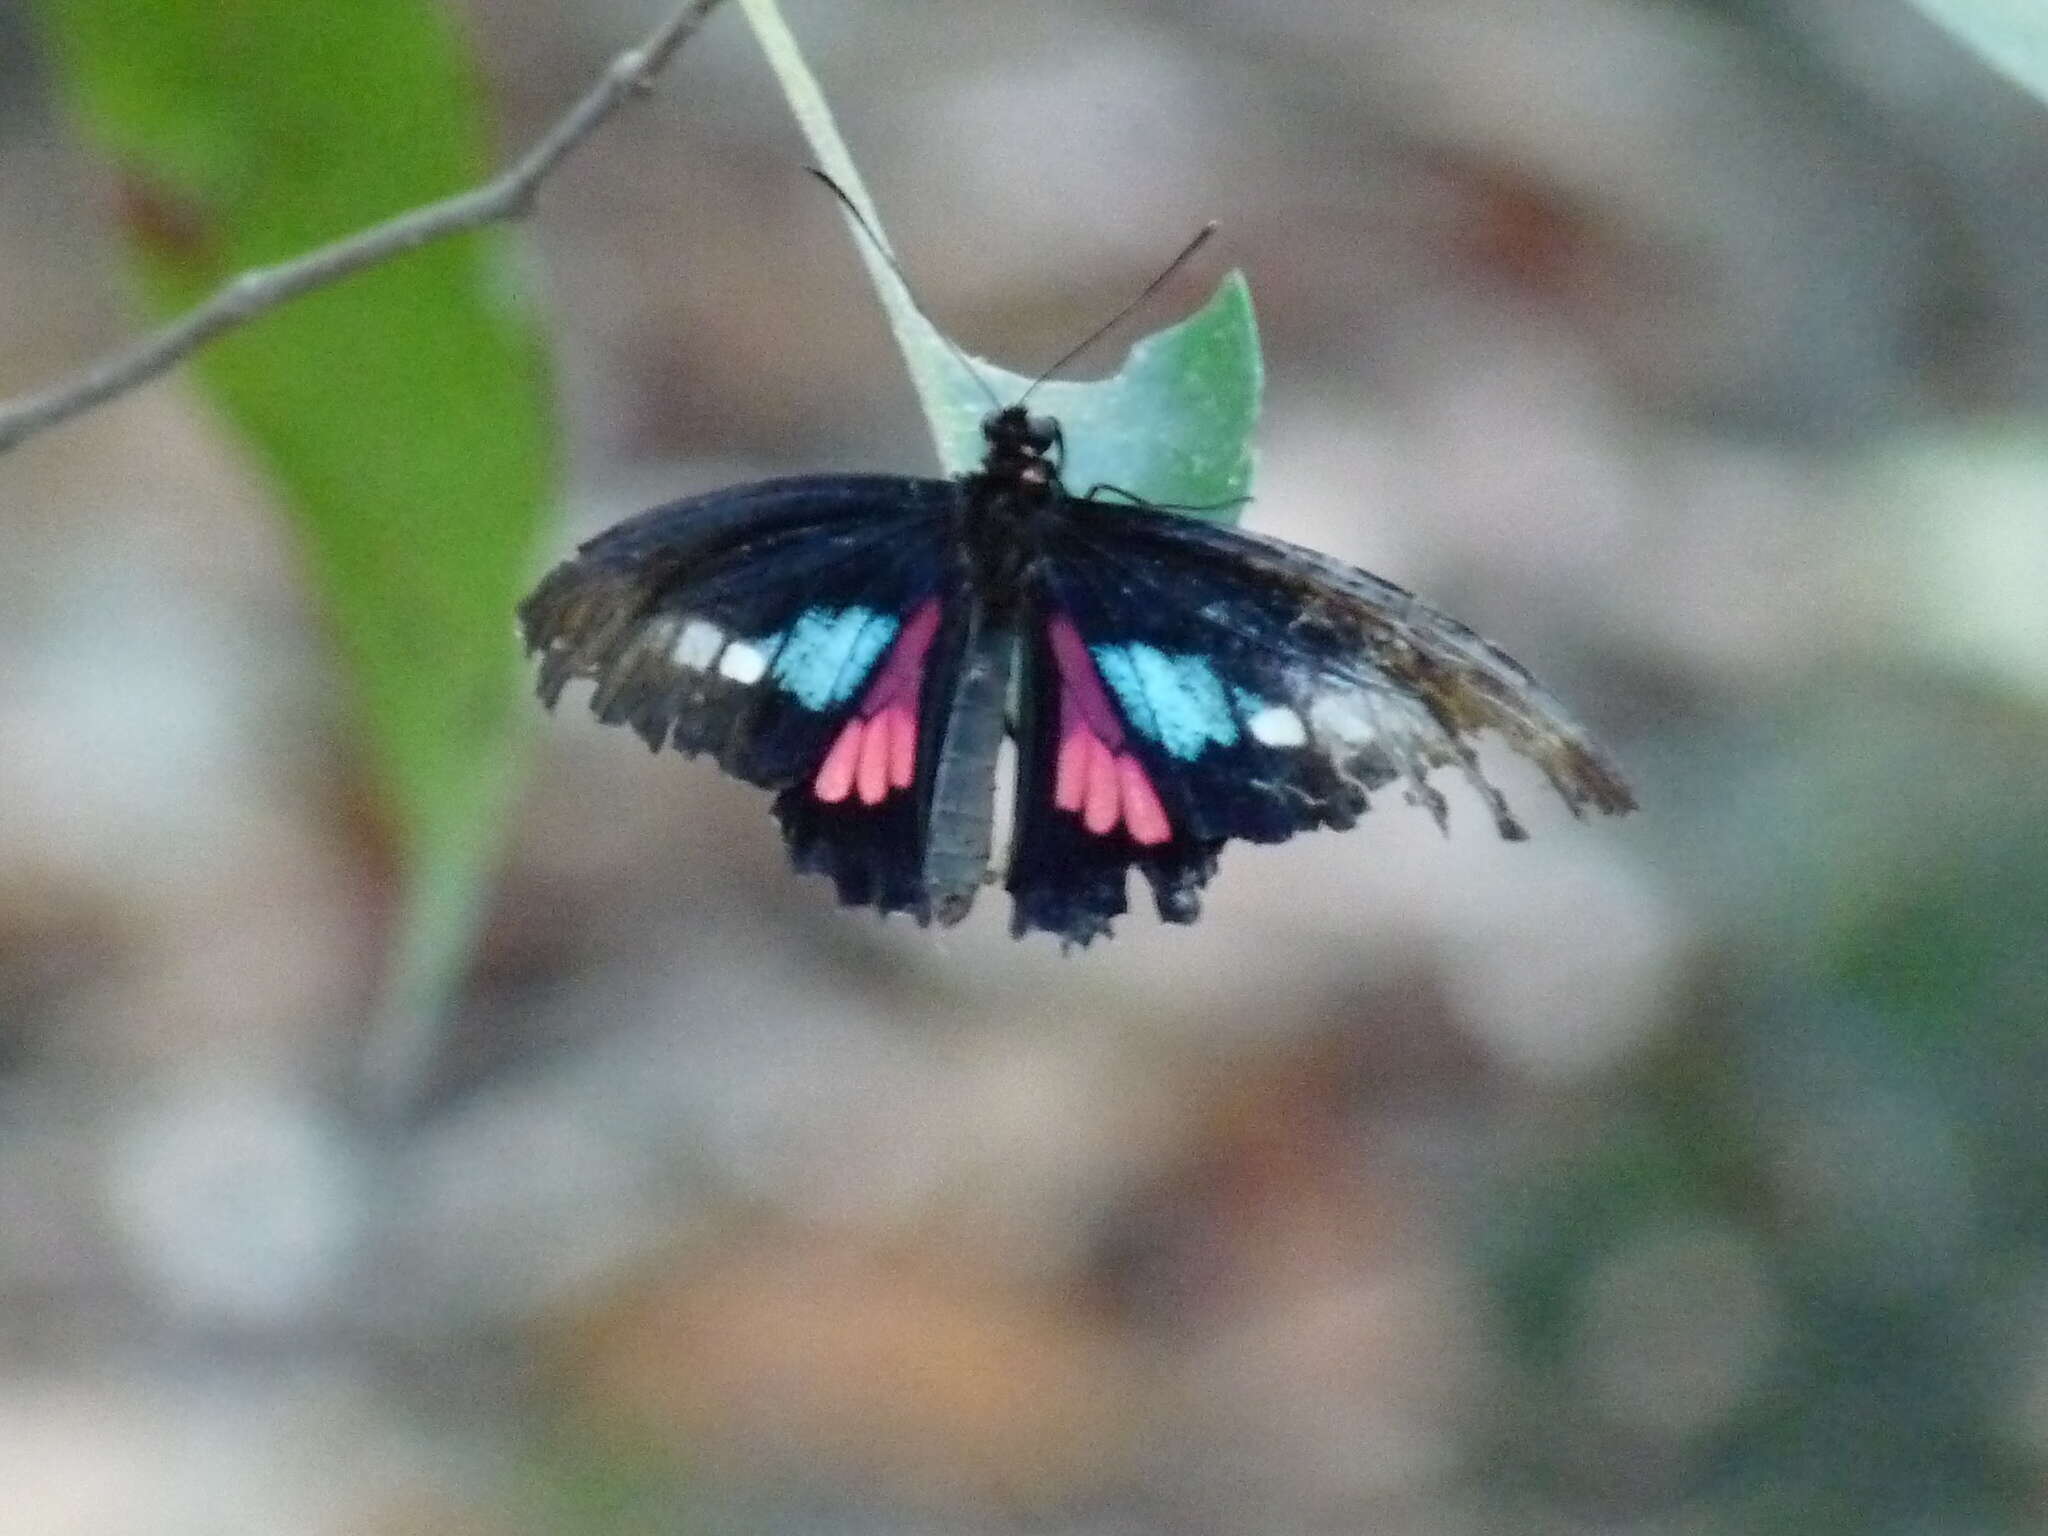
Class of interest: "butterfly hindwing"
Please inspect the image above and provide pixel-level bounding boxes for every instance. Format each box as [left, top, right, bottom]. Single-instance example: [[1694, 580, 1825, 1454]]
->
[[519, 474, 977, 921], [1004, 500, 1636, 944], [775, 592, 1011, 924], [1006, 592, 1221, 945]]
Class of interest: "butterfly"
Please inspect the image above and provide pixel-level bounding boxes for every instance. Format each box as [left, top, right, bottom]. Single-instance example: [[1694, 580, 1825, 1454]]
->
[[518, 395, 1636, 945]]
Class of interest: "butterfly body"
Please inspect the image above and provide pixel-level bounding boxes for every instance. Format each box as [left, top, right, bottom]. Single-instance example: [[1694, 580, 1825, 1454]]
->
[[520, 405, 1634, 945]]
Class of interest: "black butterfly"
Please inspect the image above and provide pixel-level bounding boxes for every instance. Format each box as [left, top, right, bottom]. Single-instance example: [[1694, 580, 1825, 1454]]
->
[[519, 398, 1636, 945]]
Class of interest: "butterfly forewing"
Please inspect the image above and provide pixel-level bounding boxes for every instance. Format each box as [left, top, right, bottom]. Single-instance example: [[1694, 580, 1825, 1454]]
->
[[1003, 498, 1636, 944], [1100, 506, 1636, 818], [519, 474, 982, 920]]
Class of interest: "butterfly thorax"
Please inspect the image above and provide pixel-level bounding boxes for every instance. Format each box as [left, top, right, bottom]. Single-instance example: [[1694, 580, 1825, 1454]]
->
[[953, 405, 1068, 596]]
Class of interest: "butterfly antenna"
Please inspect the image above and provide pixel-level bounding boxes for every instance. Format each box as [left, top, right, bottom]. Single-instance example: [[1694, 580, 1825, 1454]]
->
[[806, 168, 1006, 413], [1019, 222, 1219, 404]]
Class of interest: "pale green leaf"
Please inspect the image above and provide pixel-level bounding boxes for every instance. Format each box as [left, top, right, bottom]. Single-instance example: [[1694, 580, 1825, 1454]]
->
[[1906, 0, 2048, 106], [737, 0, 1262, 518]]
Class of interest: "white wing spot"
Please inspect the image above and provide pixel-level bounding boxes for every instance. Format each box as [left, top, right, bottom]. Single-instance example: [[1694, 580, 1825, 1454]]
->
[[1309, 691, 1376, 745], [718, 640, 769, 684], [673, 618, 724, 670], [1247, 704, 1308, 748]]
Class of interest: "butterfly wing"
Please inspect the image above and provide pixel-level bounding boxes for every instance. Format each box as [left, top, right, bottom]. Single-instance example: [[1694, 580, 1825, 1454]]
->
[[1006, 500, 1636, 944], [519, 474, 984, 922]]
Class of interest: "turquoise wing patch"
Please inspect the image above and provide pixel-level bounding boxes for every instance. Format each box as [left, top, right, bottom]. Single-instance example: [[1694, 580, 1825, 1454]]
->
[[1090, 641, 1241, 759], [769, 606, 900, 710]]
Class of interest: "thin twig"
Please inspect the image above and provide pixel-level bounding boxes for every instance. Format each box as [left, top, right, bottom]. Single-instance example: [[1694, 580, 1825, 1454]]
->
[[0, 0, 729, 456]]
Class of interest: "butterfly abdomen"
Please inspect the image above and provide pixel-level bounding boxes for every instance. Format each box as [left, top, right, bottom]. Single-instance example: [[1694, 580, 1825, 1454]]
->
[[918, 606, 1014, 925]]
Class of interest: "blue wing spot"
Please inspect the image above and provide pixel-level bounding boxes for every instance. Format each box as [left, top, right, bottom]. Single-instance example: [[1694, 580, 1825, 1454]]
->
[[1090, 642, 1240, 759], [769, 606, 899, 710]]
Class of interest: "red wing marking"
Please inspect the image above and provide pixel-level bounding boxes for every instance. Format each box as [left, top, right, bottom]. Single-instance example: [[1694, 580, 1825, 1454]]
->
[[1116, 753, 1171, 844], [813, 720, 864, 803], [1046, 614, 1172, 846], [812, 600, 942, 807], [1083, 733, 1120, 833], [1054, 731, 1090, 813], [883, 705, 916, 790], [855, 709, 894, 805]]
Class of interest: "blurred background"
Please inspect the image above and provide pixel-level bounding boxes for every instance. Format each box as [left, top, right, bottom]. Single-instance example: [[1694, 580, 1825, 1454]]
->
[[4, 0, 2048, 1531]]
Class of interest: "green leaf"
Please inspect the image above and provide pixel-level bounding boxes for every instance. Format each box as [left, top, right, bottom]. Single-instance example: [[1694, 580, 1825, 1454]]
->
[[1906, 0, 2048, 106], [737, 0, 1262, 519], [917, 277, 1261, 519], [35, 0, 558, 1095]]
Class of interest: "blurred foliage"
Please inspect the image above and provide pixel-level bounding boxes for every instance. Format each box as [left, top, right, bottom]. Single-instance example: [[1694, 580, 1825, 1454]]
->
[[1479, 675, 2048, 1532], [518, 1426, 698, 1536], [33, 0, 557, 1061], [739, 0, 1263, 520]]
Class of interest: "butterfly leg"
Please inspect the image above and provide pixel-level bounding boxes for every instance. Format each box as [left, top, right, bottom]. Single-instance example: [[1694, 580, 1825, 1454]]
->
[[1080, 483, 1252, 517]]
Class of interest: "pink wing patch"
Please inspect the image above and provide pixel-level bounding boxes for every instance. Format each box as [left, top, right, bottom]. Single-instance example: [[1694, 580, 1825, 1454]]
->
[[1047, 615, 1172, 846], [813, 600, 941, 806]]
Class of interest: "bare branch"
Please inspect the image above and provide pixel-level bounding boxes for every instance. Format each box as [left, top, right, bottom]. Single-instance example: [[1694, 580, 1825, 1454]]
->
[[0, 0, 729, 456]]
